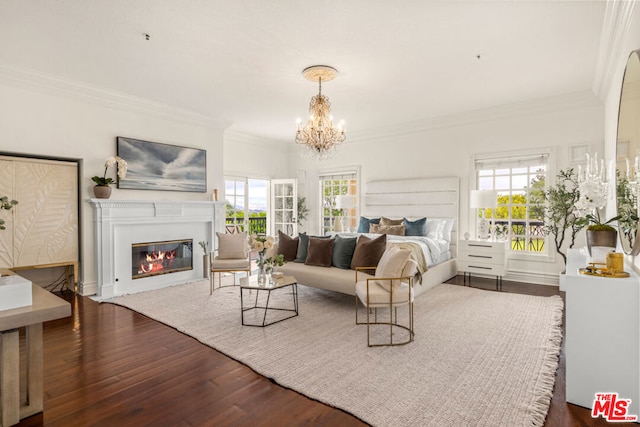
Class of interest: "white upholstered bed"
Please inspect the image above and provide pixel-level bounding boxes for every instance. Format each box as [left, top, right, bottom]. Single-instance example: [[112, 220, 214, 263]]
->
[[359, 177, 459, 290], [278, 177, 459, 296]]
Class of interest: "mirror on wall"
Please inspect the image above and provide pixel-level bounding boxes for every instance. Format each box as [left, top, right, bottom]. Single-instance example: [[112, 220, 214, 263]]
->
[[616, 49, 640, 255]]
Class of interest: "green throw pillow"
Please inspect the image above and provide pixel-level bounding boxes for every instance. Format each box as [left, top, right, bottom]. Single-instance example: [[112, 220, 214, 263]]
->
[[331, 235, 358, 269]]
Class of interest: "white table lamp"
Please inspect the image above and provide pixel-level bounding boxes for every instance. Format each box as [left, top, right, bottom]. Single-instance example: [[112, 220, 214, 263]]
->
[[470, 190, 498, 240], [335, 195, 355, 232]]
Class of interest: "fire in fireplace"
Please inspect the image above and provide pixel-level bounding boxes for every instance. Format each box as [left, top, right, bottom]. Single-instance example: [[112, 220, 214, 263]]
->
[[132, 239, 193, 279]]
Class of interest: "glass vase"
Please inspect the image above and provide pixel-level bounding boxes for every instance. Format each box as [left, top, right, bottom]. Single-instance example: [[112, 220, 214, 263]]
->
[[257, 252, 267, 285]]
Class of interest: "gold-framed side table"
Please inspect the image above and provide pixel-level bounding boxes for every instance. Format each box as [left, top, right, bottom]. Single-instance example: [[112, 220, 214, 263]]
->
[[239, 275, 298, 327]]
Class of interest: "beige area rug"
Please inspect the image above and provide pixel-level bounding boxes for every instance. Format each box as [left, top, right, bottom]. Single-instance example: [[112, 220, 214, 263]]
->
[[106, 281, 563, 427]]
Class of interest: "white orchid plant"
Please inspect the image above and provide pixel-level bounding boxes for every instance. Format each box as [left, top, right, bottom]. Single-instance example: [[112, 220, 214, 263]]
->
[[92, 156, 128, 186], [574, 178, 619, 231]]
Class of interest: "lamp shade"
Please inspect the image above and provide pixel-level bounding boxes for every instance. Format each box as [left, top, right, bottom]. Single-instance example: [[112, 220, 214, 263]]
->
[[335, 195, 355, 210], [470, 190, 498, 209]]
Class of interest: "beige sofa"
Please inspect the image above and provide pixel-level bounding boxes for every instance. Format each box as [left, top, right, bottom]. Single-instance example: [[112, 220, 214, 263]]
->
[[277, 261, 370, 296], [270, 245, 444, 298], [277, 260, 449, 298]]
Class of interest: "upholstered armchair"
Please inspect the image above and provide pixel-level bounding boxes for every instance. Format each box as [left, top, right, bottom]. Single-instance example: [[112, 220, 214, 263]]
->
[[355, 246, 417, 346], [210, 231, 250, 294]]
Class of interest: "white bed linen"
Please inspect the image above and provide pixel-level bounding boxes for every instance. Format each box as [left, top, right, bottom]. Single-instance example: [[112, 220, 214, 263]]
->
[[336, 233, 451, 268]]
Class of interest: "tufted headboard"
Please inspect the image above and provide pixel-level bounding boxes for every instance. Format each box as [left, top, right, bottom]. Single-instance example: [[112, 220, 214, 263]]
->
[[362, 177, 460, 256]]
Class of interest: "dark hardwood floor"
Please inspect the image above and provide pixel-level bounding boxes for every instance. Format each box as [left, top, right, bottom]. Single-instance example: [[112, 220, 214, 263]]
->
[[14, 276, 625, 427]]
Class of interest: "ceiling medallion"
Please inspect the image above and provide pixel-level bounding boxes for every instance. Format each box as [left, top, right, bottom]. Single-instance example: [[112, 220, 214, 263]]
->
[[295, 65, 346, 160]]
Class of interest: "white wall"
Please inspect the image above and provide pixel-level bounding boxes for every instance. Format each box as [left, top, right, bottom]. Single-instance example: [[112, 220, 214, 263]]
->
[[288, 92, 604, 284], [0, 72, 226, 294], [224, 133, 290, 181]]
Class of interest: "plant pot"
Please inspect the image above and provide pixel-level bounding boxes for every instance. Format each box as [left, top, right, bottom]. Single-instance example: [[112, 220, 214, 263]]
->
[[586, 229, 617, 255], [93, 185, 112, 199], [203, 254, 209, 279]]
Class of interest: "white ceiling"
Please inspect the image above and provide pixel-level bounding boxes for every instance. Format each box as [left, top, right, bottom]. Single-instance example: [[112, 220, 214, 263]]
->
[[0, 1, 606, 142]]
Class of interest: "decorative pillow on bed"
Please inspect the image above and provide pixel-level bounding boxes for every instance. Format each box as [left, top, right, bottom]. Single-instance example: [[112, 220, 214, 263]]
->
[[380, 216, 403, 226], [295, 232, 331, 263], [425, 218, 455, 241], [426, 219, 446, 240], [216, 231, 248, 259], [305, 237, 335, 267], [332, 235, 358, 269], [350, 234, 387, 270], [277, 230, 298, 261], [403, 217, 427, 236], [375, 246, 412, 292], [441, 218, 455, 242], [370, 223, 405, 236], [356, 216, 380, 233]]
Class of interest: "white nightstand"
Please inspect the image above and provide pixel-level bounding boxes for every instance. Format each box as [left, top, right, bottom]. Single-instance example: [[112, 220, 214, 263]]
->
[[458, 239, 508, 290]]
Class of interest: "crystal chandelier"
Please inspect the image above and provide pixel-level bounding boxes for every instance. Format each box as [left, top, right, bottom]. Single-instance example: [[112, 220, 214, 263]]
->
[[295, 65, 346, 160]]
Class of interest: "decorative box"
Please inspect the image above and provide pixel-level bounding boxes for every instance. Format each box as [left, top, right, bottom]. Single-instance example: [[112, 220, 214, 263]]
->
[[0, 274, 33, 311]]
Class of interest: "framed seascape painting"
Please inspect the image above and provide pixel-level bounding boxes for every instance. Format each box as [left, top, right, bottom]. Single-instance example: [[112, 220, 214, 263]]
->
[[116, 137, 207, 192]]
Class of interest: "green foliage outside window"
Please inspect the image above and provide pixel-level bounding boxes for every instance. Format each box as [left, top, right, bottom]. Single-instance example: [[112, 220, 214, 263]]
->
[[478, 169, 546, 253]]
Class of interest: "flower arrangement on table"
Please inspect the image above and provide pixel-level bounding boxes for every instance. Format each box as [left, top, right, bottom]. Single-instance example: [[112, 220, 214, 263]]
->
[[92, 156, 128, 186], [249, 235, 275, 280], [574, 167, 619, 231], [574, 154, 620, 257], [264, 254, 285, 274]]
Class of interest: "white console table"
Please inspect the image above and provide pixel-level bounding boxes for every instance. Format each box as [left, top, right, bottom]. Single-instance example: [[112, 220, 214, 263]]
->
[[564, 248, 640, 416]]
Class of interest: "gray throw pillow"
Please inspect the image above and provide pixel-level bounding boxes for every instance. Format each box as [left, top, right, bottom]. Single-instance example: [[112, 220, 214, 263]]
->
[[403, 217, 427, 236], [356, 216, 380, 233], [331, 235, 358, 269]]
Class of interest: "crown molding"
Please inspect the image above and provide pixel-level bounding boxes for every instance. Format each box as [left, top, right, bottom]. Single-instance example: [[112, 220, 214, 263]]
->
[[224, 130, 291, 151], [0, 65, 232, 130], [592, 0, 637, 100], [347, 90, 602, 143]]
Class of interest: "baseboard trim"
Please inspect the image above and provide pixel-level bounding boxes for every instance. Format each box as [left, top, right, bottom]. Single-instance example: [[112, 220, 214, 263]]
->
[[457, 270, 560, 286], [79, 281, 97, 297], [505, 270, 560, 286]]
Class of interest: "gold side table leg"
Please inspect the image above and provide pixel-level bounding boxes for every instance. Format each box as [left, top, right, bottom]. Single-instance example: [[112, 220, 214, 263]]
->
[[0, 329, 20, 427]]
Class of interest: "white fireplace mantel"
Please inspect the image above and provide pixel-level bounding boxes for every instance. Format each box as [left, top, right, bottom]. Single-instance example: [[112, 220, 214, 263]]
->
[[89, 199, 224, 297]]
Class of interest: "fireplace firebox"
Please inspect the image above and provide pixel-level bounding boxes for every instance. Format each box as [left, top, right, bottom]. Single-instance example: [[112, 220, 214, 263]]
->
[[132, 239, 193, 279]]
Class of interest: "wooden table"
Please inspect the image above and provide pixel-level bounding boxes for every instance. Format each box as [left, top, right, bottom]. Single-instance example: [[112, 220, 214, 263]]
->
[[0, 271, 70, 426]]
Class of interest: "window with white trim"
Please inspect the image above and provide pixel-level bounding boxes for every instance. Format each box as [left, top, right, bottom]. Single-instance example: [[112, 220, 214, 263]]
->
[[475, 153, 548, 254], [319, 169, 359, 235]]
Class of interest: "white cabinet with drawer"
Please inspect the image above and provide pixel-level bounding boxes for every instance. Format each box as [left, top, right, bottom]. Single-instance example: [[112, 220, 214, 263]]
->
[[458, 239, 508, 290]]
